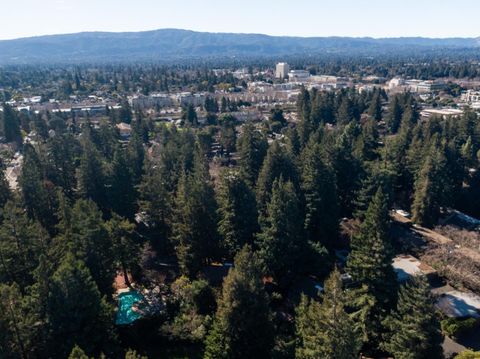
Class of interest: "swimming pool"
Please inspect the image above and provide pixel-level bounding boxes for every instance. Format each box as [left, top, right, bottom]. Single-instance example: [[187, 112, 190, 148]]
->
[[116, 290, 145, 325]]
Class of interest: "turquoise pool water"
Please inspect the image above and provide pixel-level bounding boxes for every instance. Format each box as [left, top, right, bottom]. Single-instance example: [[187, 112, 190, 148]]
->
[[116, 290, 145, 325]]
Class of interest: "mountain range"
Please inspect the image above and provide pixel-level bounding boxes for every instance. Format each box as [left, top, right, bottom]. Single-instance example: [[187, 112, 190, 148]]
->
[[0, 29, 479, 64]]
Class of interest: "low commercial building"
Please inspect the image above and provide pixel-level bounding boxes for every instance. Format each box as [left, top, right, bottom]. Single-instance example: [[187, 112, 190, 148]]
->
[[420, 108, 463, 118], [130, 93, 173, 109], [288, 70, 310, 82]]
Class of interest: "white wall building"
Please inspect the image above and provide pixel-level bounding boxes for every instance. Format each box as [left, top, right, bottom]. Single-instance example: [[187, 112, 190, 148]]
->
[[275, 62, 290, 79], [388, 77, 405, 89], [288, 70, 310, 82]]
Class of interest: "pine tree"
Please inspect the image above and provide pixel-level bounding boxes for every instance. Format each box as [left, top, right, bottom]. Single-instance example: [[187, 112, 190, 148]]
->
[[109, 146, 137, 219], [386, 95, 403, 134], [137, 158, 173, 248], [19, 144, 57, 231], [127, 133, 145, 184], [301, 141, 339, 248], [1, 103, 22, 143], [256, 177, 305, 287], [47, 254, 115, 358], [237, 123, 268, 187], [54, 199, 115, 296], [296, 269, 362, 359], [331, 125, 362, 217], [0, 162, 11, 211], [204, 246, 273, 359], [382, 276, 443, 359], [77, 138, 108, 211], [368, 90, 383, 121], [297, 88, 313, 147], [182, 104, 198, 126], [336, 95, 354, 126], [172, 145, 219, 277], [219, 115, 237, 156], [217, 170, 258, 260], [0, 283, 38, 358], [0, 200, 49, 288], [354, 164, 394, 220], [106, 214, 140, 287], [348, 188, 396, 307], [256, 141, 298, 219], [411, 150, 447, 227], [346, 188, 397, 352], [47, 133, 78, 198]]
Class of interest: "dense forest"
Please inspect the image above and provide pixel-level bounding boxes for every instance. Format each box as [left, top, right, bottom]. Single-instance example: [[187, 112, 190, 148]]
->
[[0, 64, 480, 359]]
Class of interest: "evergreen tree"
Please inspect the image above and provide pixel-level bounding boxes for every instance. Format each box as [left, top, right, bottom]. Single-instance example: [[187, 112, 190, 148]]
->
[[348, 188, 396, 306], [217, 170, 258, 260], [346, 188, 397, 352], [0, 162, 11, 211], [0, 283, 39, 358], [127, 133, 145, 184], [77, 138, 108, 211], [330, 124, 362, 217], [19, 144, 57, 231], [257, 177, 305, 287], [368, 90, 383, 121], [382, 276, 443, 359], [0, 200, 49, 288], [411, 151, 446, 227], [47, 133, 79, 198], [237, 123, 268, 187], [301, 141, 339, 248], [172, 145, 218, 277], [182, 104, 198, 126], [256, 141, 298, 218], [386, 95, 403, 134], [336, 95, 354, 126], [107, 214, 140, 287], [204, 246, 273, 359], [1, 103, 22, 143], [297, 88, 313, 146], [219, 115, 237, 156], [47, 254, 115, 358], [109, 146, 137, 219], [354, 164, 394, 220], [54, 199, 115, 296], [296, 269, 362, 359], [137, 158, 173, 249]]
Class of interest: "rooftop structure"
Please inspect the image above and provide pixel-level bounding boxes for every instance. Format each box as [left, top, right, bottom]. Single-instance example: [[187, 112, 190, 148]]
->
[[420, 108, 463, 118], [436, 290, 480, 318], [388, 77, 405, 89], [461, 90, 480, 108], [288, 69, 310, 82], [392, 254, 437, 283]]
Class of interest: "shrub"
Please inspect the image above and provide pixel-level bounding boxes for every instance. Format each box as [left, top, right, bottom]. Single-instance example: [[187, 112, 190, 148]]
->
[[441, 317, 478, 338]]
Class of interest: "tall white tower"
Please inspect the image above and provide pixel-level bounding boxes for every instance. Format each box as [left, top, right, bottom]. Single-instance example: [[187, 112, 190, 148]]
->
[[275, 62, 290, 79]]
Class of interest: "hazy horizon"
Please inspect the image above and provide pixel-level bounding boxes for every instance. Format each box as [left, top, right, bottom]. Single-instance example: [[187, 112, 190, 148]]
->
[[1, 0, 479, 41], [1, 27, 479, 42]]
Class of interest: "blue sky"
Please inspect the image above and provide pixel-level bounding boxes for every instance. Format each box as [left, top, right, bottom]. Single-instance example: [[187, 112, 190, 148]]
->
[[1, 0, 479, 40]]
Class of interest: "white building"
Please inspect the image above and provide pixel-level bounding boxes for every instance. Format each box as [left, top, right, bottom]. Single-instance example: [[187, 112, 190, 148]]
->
[[388, 77, 405, 89], [462, 90, 480, 104], [275, 62, 290, 79], [288, 70, 310, 82]]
